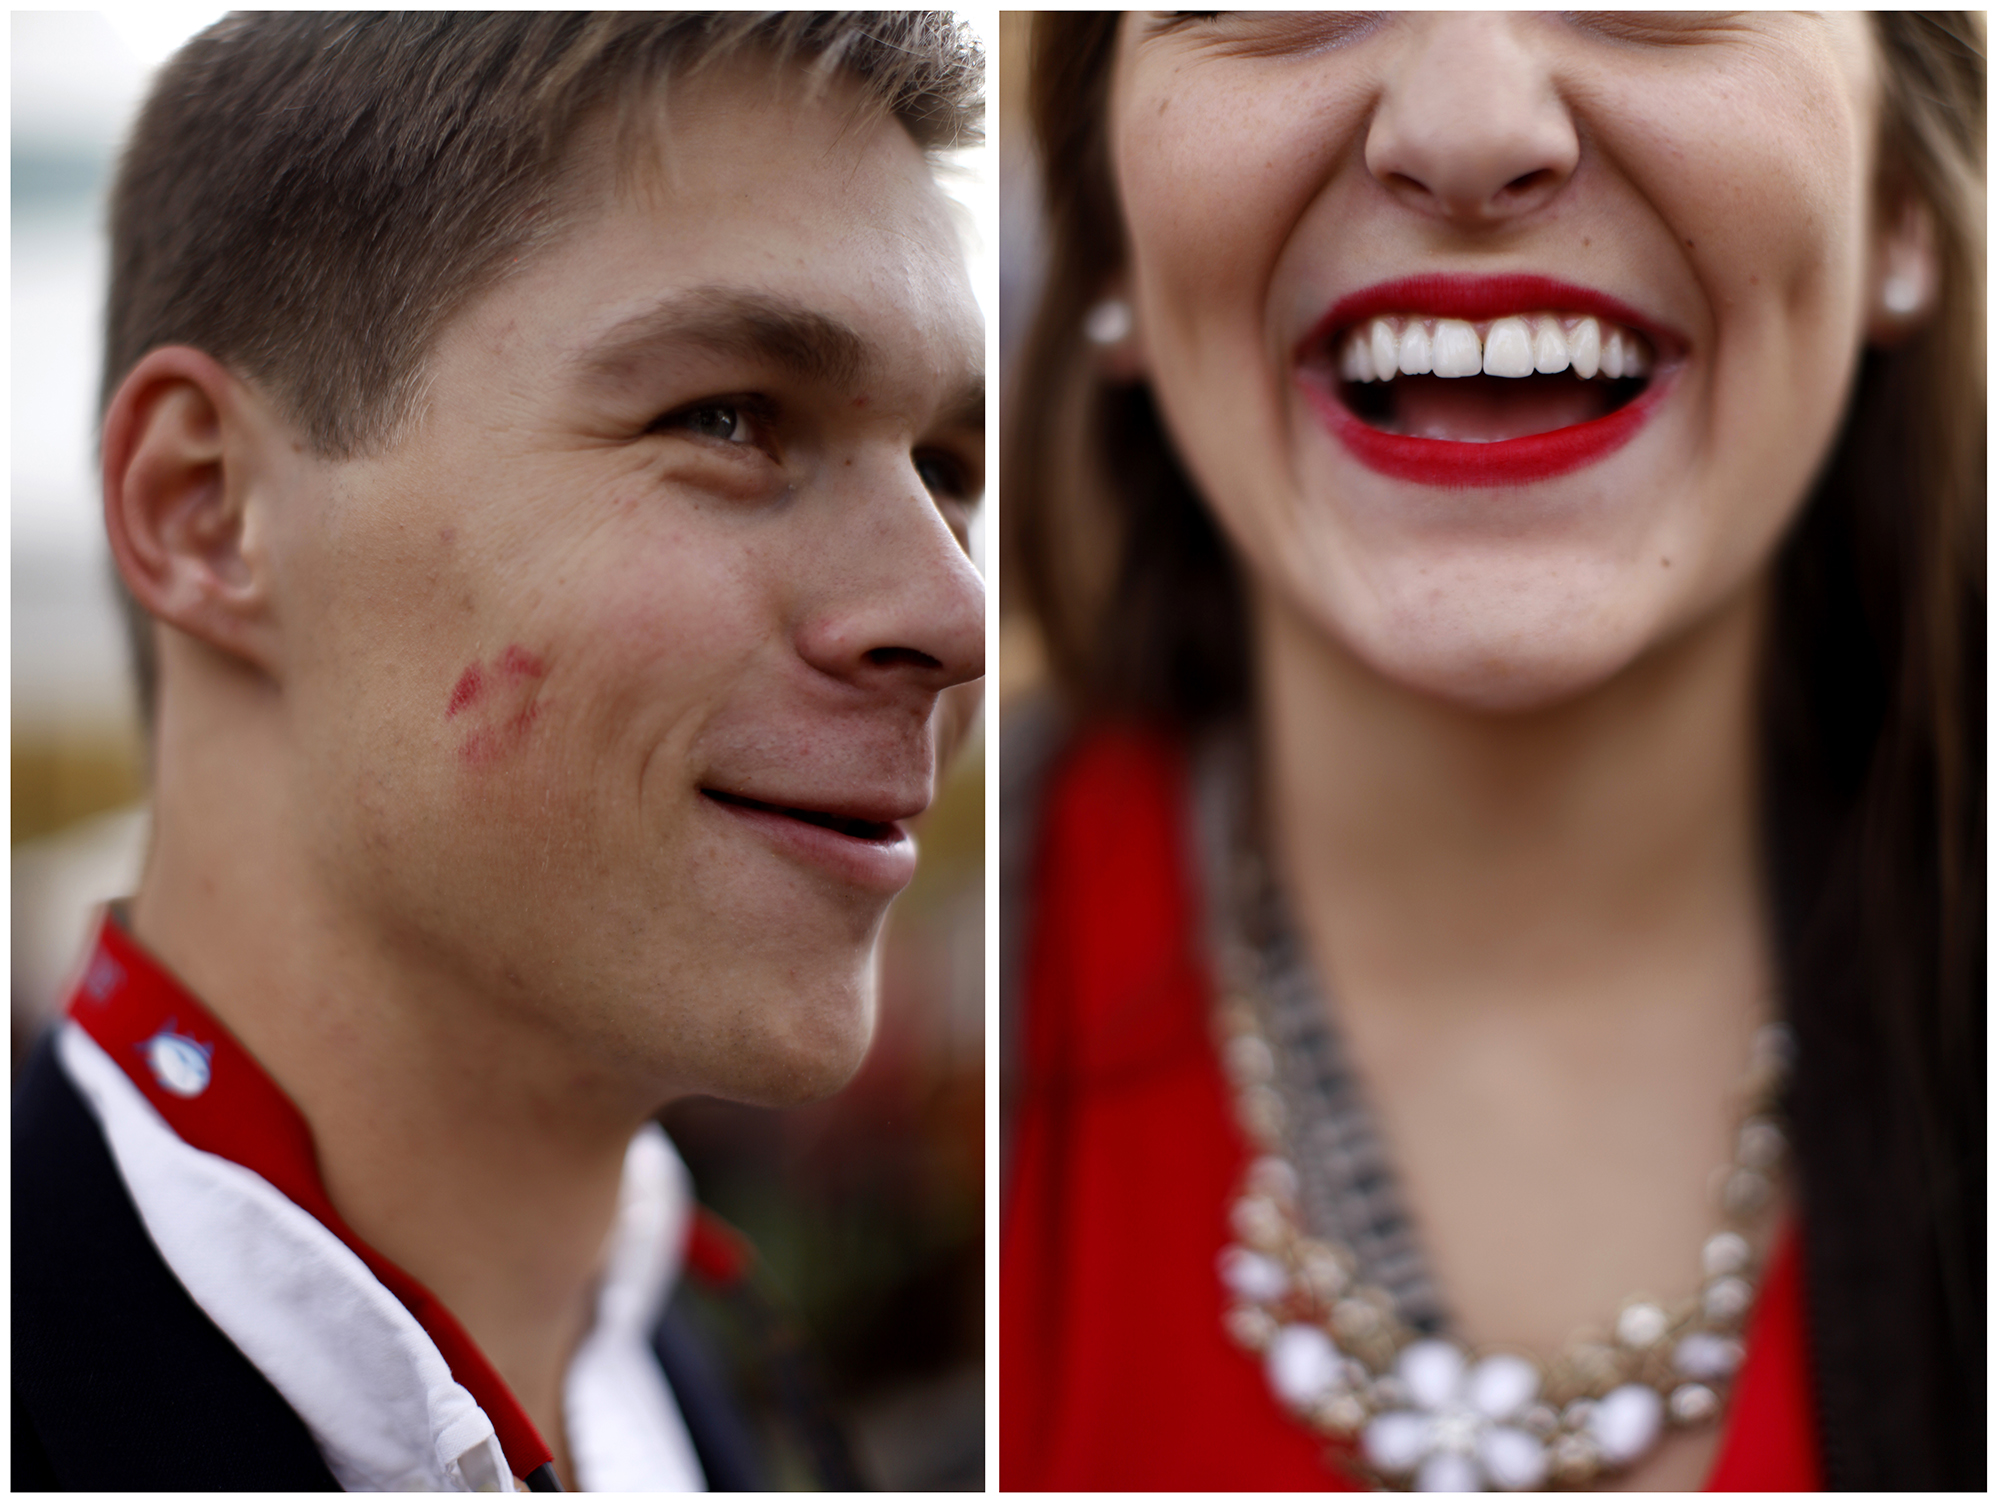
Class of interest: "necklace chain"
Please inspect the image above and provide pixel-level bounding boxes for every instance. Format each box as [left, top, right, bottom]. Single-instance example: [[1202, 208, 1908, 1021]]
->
[[1208, 842, 1793, 1491]]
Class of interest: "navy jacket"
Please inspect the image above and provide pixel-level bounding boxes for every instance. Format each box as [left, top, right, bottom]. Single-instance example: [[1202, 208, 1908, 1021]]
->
[[12, 1033, 765, 1491]]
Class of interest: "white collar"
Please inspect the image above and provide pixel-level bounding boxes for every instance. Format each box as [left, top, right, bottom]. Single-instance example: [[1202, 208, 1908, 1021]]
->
[[59, 1020, 707, 1492]]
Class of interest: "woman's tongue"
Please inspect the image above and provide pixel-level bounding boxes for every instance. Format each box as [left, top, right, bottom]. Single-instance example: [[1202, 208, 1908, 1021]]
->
[[1390, 373, 1609, 442]]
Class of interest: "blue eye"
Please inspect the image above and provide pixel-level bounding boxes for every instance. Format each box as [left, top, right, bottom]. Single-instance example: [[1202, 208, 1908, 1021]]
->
[[654, 402, 753, 443]]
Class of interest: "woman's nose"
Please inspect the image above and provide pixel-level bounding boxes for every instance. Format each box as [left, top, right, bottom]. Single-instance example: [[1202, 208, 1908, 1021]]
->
[[1364, 14, 1579, 227]]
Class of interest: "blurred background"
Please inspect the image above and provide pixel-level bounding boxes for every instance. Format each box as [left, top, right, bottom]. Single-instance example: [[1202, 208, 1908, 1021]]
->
[[12, 9, 992, 1489], [995, 12, 1045, 712]]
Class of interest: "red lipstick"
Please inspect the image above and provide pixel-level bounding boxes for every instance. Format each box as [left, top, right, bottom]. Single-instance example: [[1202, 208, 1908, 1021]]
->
[[1297, 274, 1681, 488], [1300, 274, 1678, 351]]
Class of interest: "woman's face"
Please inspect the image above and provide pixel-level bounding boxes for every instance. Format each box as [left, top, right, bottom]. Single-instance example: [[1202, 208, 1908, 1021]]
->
[[1110, 13, 1916, 711]]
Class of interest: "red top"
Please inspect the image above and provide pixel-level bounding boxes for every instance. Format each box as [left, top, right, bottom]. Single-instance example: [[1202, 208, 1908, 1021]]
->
[[1001, 726, 1823, 1491], [65, 912, 556, 1483]]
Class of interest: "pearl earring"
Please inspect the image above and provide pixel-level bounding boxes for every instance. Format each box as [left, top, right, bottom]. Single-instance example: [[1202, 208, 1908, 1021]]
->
[[1084, 298, 1133, 346], [1882, 274, 1922, 316]]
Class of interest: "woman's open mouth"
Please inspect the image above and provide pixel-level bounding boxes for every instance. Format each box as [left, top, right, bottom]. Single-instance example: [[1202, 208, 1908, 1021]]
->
[[1296, 278, 1679, 487], [1336, 312, 1651, 439]]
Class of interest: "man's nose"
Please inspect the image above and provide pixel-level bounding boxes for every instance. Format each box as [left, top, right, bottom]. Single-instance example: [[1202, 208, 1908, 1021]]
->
[[792, 468, 985, 698], [1364, 14, 1580, 228]]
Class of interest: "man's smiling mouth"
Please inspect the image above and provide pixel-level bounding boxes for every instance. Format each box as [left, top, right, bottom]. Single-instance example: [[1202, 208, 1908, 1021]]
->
[[702, 788, 901, 842], [701, 782, 923, 897], [1321, 312, 1654, 443]]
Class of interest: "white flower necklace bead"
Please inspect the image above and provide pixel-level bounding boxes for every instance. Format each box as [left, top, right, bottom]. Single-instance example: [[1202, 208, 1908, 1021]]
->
[[1212, 974, 1793, 1492]]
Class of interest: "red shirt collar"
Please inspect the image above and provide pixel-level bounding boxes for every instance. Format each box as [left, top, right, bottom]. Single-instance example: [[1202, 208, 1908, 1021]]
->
[[67, 909, 556, 1484]]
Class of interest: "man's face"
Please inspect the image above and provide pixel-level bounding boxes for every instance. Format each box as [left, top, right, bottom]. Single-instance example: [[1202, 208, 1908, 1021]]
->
[[265, 62, 984, 1107]]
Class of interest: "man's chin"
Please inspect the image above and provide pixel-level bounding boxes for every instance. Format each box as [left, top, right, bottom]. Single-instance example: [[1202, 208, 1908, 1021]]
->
[[677, 980, 879, 1110]]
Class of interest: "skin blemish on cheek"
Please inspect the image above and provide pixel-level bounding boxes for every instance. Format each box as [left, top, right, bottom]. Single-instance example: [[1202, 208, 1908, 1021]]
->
[[446, 664, 484, 718]]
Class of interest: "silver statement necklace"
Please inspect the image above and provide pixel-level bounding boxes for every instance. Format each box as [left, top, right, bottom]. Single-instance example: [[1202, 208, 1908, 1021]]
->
[[1195, 738, 1793, 1492]]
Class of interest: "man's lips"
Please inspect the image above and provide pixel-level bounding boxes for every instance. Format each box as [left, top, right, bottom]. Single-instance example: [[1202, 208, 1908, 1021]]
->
[[702, 787, 913, 841], [1296, 273, 1684, 487], [701, 786, 923, 894]]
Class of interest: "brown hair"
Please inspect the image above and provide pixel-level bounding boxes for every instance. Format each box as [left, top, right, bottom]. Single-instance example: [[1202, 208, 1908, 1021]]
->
[[105, 10, 982, 715], [1007, 12, 1982, 1486]]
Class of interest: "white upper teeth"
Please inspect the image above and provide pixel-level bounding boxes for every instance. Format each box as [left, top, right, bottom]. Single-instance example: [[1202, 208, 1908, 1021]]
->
[[1371, 319, 1398, 382], [1397, 320, 1431, 376], [1482, 317, 1533, 378], [1434, 319, 1482, 378], [1336, 313, 1652, 382]]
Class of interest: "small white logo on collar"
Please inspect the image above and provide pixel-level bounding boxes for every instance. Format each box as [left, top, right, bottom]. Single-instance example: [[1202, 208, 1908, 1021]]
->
[[83, 952, 125, 1002], [140, 1020, 214, 1098]]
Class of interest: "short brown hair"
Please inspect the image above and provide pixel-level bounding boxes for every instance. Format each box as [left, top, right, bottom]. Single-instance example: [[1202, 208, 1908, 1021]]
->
[[106, 11, 983, 715]]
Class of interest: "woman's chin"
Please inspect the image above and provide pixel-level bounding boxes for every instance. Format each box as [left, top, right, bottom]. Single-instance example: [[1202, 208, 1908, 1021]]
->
[[1386, 653, 1630, 716], [1336, 599, 1658, 717]]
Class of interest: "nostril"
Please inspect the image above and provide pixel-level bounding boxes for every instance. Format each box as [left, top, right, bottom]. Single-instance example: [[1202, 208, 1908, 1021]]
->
[[864, 645, 942, 671], [1503, 168, 1558, 198]]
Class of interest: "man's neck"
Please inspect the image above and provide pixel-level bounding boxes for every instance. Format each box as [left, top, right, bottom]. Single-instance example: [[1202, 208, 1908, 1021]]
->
[[131, 652, 649, 1483]]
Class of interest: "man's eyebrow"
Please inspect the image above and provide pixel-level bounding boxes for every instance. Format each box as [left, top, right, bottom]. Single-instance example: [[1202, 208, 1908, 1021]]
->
[[576, 286, 872, 391]]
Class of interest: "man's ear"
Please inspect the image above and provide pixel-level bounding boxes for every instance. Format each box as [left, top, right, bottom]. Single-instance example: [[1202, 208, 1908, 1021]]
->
[[101, 346, 285, 676], [1865, 190, 1939, 346]]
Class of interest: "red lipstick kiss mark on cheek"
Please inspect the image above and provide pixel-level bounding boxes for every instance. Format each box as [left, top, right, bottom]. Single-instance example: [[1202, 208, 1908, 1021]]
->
[[499, 645, 545, 679], [459, 707, 544, 768], [449, 646, 550, 767], [445, 665, 484, 719], [456, 701, 548, 768]]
